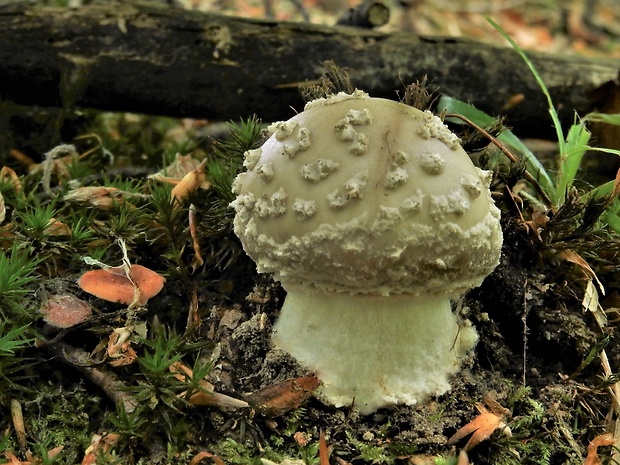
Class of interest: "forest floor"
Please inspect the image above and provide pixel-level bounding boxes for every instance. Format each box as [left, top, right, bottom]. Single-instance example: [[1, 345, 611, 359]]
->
[[1, 1, 620, 465]]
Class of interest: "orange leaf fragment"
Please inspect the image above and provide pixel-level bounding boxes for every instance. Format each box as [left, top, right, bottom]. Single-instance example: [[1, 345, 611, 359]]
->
[[457, 449, 470, 465], [4, 452, 28, 464], [583, 433, 616, 465], [447, 403, 511, 451], [82, 433, 121, 465], [170, 158, 210, 209], [189, 204, 204, 271], [78, 264, 165, 305], [189, 451, 226, 465], [44, 217, 71, 236], [319, 429, 330, 465], [149, 154, 205, 184], [0, 166, 23, 194], [245, 375, 320, 417]]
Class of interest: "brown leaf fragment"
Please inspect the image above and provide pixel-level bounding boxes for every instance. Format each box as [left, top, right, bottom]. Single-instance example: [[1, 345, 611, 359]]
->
[[107, 327, 138, 367], [63, 186, 124, 210], [319, 429, 330, 465], [408, 456, 436, 465], [447, 403, 511, 451], [0, 191, 5, 225], [189, 204, 204, 271], [170, 158, 210, 209], [82, 433, 121, 465], [583, 433, 616, 465], [0, 166, 23, 194], [187, 389, 250, 409], [335, 458, 352, 465], [170, 362, 249, 409], [457, 449, 470, 465], [44, 217, 71, 236], [559, 249, 604, 292], [245, 375, 320, 417], [10, 399, 27, 453], [189, 451, 226, 465], [149, 154, 205, 184]]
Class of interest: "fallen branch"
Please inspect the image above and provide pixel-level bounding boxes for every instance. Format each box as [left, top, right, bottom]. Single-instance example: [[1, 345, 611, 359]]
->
[[44, 340, 138, 413], [0, 2, 619, 138]]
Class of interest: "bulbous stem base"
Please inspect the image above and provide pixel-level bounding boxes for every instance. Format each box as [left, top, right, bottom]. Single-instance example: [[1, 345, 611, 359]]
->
[[272, 284, 478, 414]]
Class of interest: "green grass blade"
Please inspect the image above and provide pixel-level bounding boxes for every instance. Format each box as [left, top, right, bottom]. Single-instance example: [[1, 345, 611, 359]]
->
[[556, 122, 590, 200], [438, 95, 555, 197], [486, 17, 566, 159], [0, 324, 32, 356], [583, 113, 620, 125], [604, 211, 620, 234], [586, 179, 616, 200]]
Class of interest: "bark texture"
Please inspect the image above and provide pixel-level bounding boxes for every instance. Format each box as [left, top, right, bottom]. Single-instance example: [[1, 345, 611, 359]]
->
[[1, 2, 619, 138]]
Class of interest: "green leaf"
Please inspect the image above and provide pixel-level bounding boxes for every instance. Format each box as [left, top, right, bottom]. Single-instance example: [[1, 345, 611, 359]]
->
[[486, 17, 566, 157], [604, 211, 620, 235], [583, 112, 620, 125], [556, 122, 590, 201]]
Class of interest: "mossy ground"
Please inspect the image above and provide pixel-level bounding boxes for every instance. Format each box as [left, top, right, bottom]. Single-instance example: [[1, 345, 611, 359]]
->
[[0, 98, 619, 465], [2, 2, 620, 464]]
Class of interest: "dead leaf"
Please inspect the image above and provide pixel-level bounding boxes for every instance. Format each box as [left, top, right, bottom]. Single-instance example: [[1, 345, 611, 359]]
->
[[40, 293, 93, 328], [559, 249, 605, 294], [447, 402, 511, 451], [3, 452, 27, 465], [186, 287, 201, 332], [0, 191, 5, 225], [44, 217, 72, 236], [189, 451, 226, 465], [319, 429, 330, 465], [583, 433, 616, 465], [78, 264, 165, 306], [149, 154, 205, 184], [408, 456, 438, 465], [107, 327, 138, 367], [189, 204, 204, 271], [10, 399, 27, 453], [170, 361, 249, 409], [64, 186, 146, 210], [82, 433, 120, 465], [245, 375, 320, 417], [457, 449, 469, 465], [293, 431, 309, 447], [170, 158, 210, 209], [335, 458, 352, 465], [582, 279, 608, 329]]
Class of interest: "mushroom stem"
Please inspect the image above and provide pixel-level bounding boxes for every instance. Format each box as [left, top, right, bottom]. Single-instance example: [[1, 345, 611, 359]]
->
[[272, 284, 478, 414]]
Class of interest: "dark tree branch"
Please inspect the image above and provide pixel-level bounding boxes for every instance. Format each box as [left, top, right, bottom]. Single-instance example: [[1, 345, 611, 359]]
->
[[0, 2, 619, 138]]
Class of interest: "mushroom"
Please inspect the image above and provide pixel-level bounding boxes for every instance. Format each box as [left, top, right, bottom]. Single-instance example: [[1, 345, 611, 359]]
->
[[231, 90, 503, 414], [78, 264, 165, 306]]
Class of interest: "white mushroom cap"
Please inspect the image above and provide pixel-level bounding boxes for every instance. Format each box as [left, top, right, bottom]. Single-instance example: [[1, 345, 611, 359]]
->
[[232, 90, 502, 298]]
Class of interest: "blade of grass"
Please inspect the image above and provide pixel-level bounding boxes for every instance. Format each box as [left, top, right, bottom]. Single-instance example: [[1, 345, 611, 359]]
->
[[486, 17, 566, 161], [556, 122, 590, 200], [438, 95, 554, 196], [584, 113, 620, 125], [605, 211, 620, 234]]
